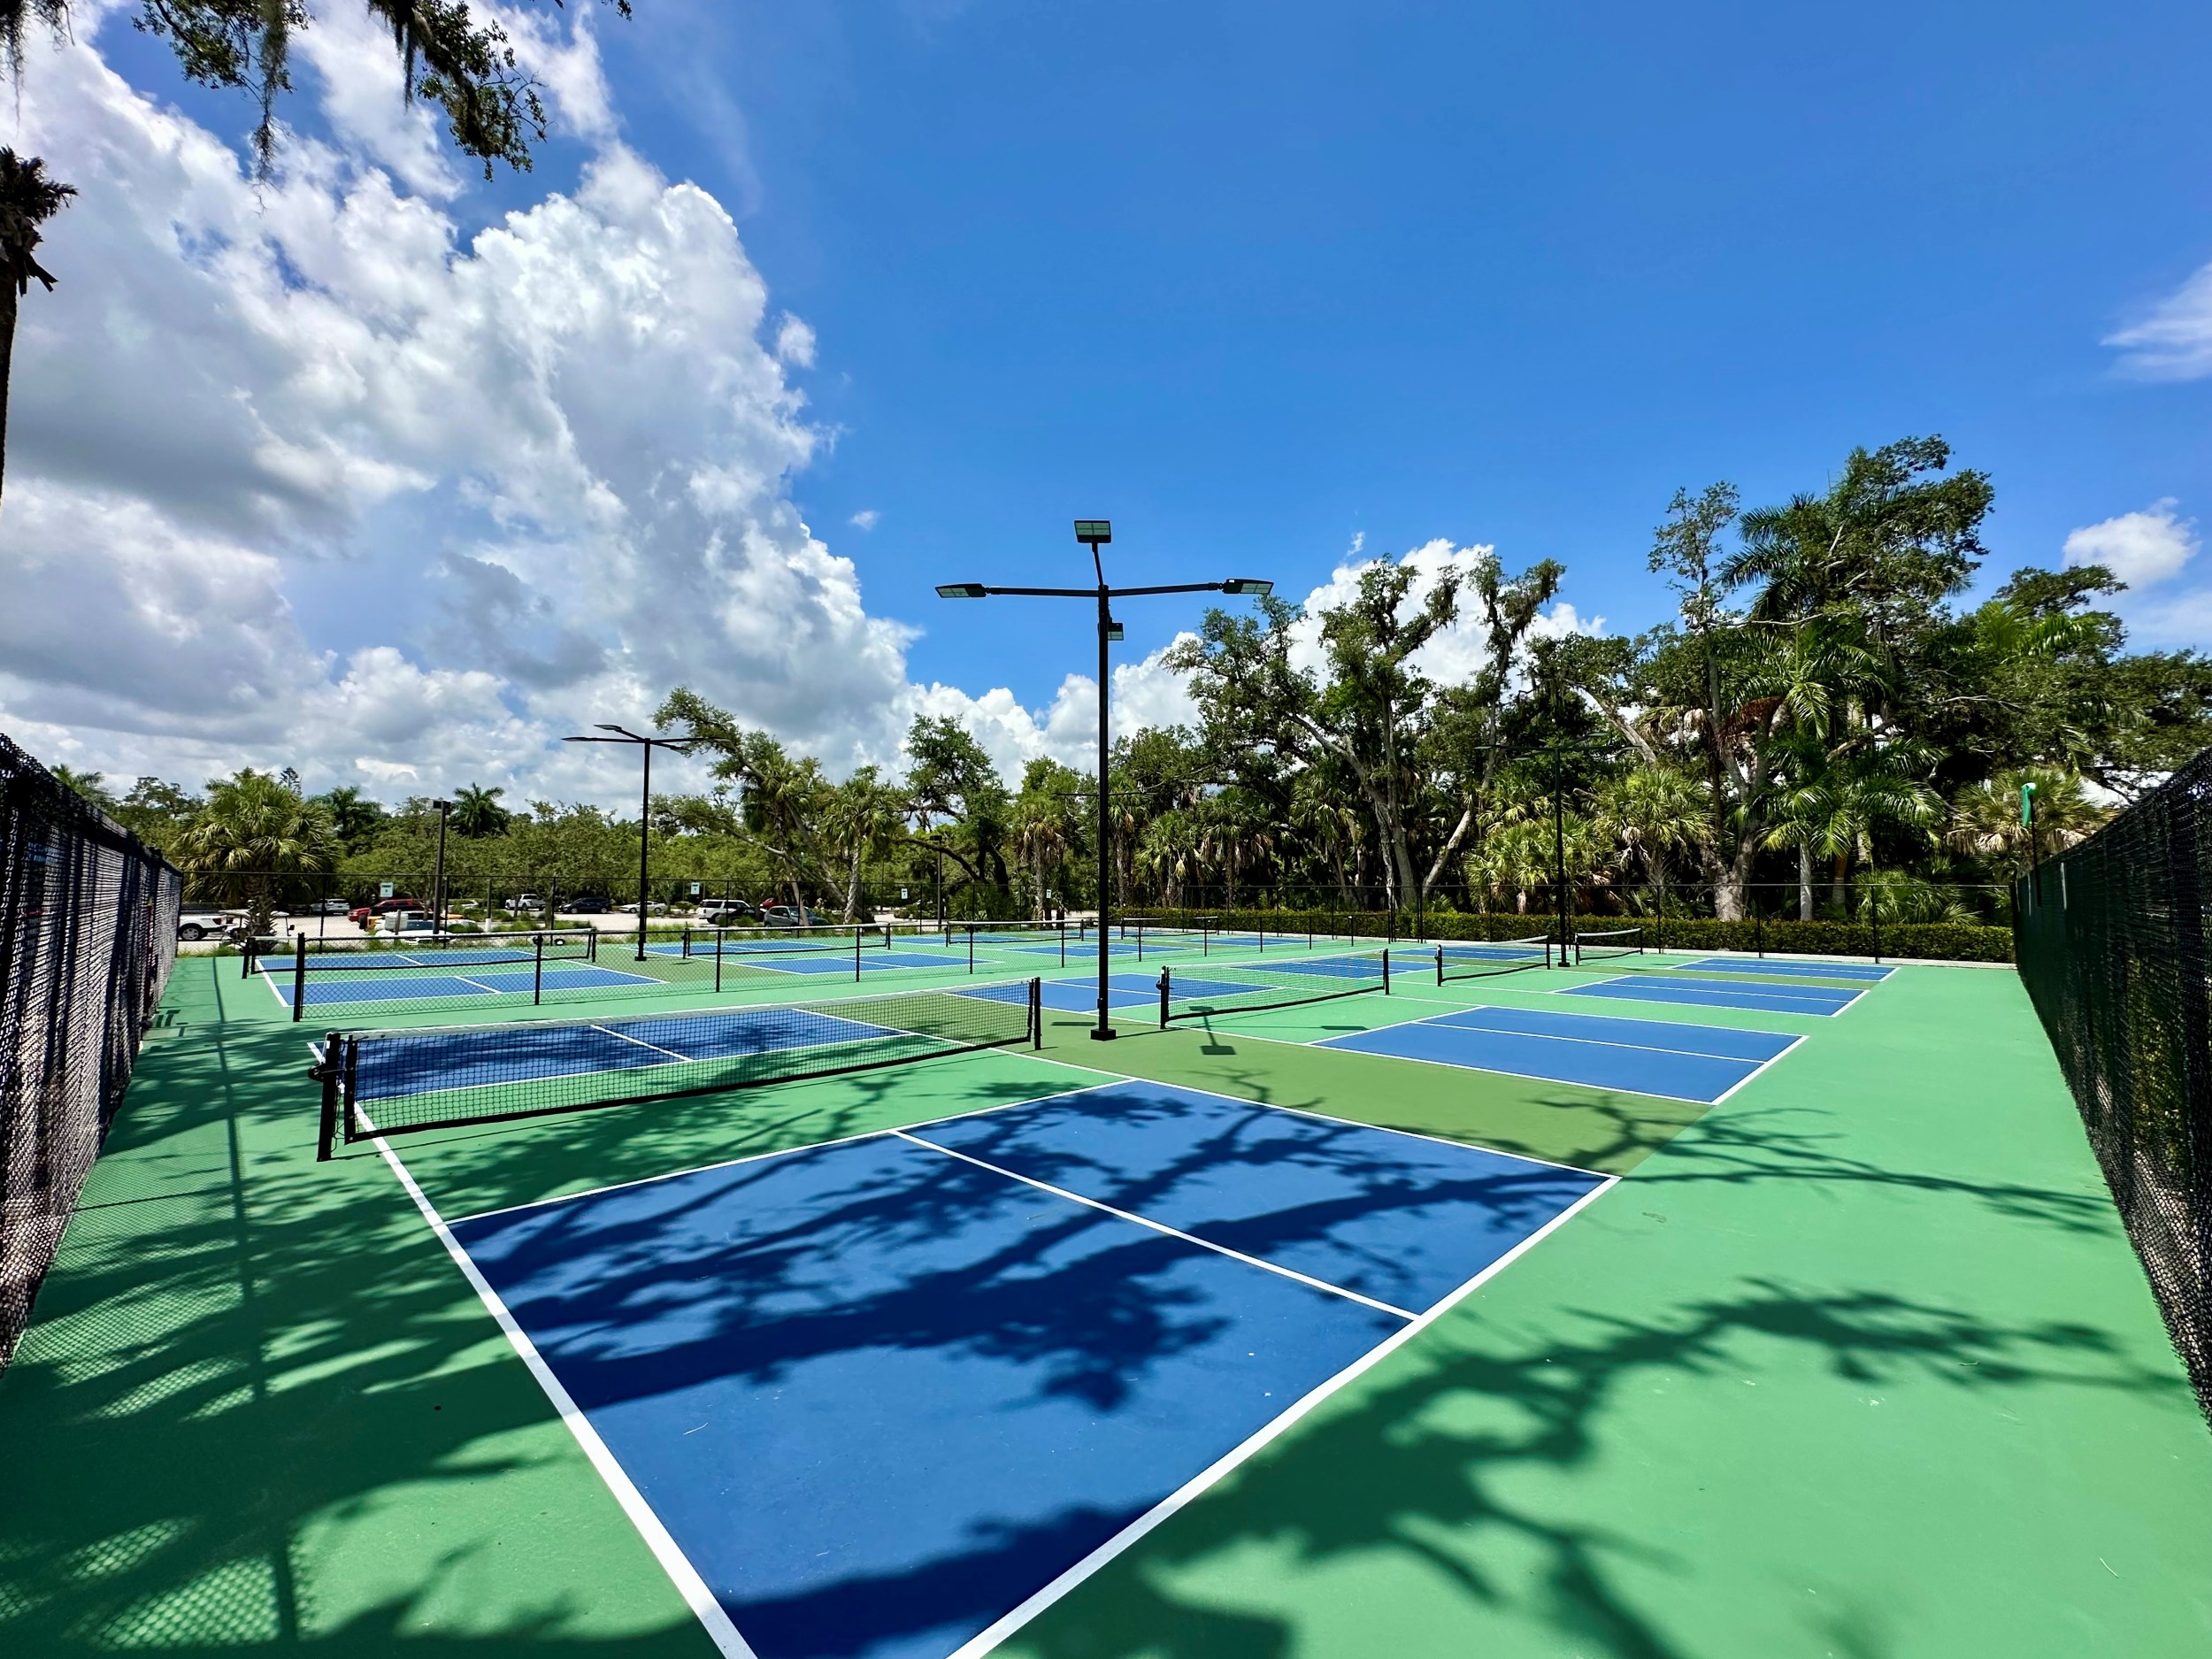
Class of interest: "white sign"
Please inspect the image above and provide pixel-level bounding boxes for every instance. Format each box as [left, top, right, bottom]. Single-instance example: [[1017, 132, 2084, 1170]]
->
[[690, 882, 702, 896], [379, 880, 395, 898], [901, 887, 910, 901]]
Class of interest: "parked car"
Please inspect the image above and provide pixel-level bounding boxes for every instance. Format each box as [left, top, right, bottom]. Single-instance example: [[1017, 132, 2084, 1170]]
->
[[177, 910, 246, 942], [695, 899, 757, 926], [761, 904, 833, 927], [566, 895, 611, 915], [297, 897, 353, 915], [503, 894, 545, 914], [616, 901, 670, 915], [348, 896, 425, 924]]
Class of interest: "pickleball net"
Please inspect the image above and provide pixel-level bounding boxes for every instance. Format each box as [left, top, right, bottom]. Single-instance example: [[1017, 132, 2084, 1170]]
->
[[314, 979, 1045, 1158], [1156, 949, 1391, 1025], [1435, 934, 1554, 983], [1574, 926, 1646, 965]]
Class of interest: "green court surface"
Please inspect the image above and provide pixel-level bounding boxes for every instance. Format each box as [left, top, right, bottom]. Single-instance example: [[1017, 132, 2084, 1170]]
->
[[3, 950, 2208, 1656]]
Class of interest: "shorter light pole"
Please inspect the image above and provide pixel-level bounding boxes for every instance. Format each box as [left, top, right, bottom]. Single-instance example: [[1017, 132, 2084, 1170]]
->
[[429, 798, 452, 937], [564, 725, 699, 959], [938, 520, 1270, 1041], [2022, 780, 2039, 903]]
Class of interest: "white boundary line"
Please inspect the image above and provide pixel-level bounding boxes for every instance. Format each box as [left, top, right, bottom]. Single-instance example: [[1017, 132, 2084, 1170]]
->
[[1327, 1006, 1796, 1064], [1590, 972, 1854, 1010], [1557, 977, 1850, 1019], [365, 1129, 759, 1659], [441, 1074, 1132, 1226], [1292, 1028, 1742, 1106], [891, 1131, 1419, 1321], [590, 1023, 695, 1064], [350, 1037, 1624, 1659], [941, 1174, 1619, 1659], [1007, 1044, 1611, 1180]]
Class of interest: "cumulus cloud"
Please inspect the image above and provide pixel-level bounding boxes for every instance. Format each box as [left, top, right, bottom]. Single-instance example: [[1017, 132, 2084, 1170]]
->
[[0, 19, 1578, 810], [849, 509, 880, 531], [2062, 499, 2210, 647], [2062, 499, 2199, 588], [2106, 264, 2212, 380], [0, 19, 916, 796], [774, 313, 818, 367]]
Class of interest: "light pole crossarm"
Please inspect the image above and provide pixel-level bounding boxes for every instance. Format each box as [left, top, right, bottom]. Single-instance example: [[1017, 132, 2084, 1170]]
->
[[954, 581, 1248, 600]]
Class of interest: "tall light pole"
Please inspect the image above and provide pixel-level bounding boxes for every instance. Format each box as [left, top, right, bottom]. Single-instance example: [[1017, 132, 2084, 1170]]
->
[[938, 519, 1271, 1041], [564, 725, 699, 959], [428, 797, 452, 937]]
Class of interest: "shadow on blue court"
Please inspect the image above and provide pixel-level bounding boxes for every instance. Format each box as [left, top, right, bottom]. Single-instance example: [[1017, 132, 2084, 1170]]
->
[[442, 1081, 1604, 1659], [1318, 1003, 1798, 1103]]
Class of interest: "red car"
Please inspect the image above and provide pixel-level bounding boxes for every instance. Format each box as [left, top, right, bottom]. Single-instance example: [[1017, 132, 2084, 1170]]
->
[[347, 897, 426, 924]]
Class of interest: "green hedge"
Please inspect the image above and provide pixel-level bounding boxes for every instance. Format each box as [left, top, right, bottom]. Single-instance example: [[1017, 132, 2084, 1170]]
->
[[1133, 907, 2015, 964]]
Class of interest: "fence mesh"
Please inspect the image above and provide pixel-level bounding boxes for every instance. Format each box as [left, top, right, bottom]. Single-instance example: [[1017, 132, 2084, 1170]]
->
[[2014, 748, 2212, 1424], [1, 733, 180, 1371]]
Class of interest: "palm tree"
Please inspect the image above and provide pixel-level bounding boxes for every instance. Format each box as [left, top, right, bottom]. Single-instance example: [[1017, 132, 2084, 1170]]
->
[[1594, 764, 1709, 900], [824, 767, 909, 922], [48, 764, 115, 811], [0, 149, 74, 505], [450, 783, 512, 838], [175, 771, 342, 938], [1947, 768, 2108, 872]]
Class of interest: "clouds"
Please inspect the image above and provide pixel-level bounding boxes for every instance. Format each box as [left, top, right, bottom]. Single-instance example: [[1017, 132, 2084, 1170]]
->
[[2062, 499, 2199, 588], [0, 16, 1581, 810], [1, 18, 920, 795], [2063, 499, 2206, 646], [2106, 263, 2212, 380]]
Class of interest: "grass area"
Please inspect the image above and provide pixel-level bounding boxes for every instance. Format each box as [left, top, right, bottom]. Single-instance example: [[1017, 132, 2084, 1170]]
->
[[2, 952, 2207, 1656]]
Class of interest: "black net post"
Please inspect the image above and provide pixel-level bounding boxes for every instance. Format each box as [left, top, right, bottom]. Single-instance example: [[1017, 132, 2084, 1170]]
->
[[292, 934, 307, 1023], [534, 932, 545, 1005], [1158, 967, 1171, 1029], [855, 926, 863, 982], [1030, 978, 1043, 1048], [714, 937, 724, 995], [968, 928, 975, 975], [1382, 948, 1392, 995], [1434, 945, 1444, 987], [316, 1033, 342, 1161]]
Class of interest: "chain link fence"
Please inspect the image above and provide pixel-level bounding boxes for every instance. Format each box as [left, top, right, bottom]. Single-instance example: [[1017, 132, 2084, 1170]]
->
[[2, 733, 181, 1372], [2015, 748, 2212, 1424]]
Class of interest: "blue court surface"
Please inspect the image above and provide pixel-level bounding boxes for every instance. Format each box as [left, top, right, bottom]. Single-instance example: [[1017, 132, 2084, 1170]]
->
[[350, 1002, 941, 1100], [1673, 955, 1894, 982], [1317, 1003, 1798, 1102], [442, 1082, 1607, 1659], [1563, 974, 1862, 1016], [274, 963, 656, 1008], [738, 950, 967, 976]]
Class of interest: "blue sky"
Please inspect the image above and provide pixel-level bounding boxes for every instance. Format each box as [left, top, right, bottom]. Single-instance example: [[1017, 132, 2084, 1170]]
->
[[5, 0, 2209, 798], [615, 0, 2212, 687]]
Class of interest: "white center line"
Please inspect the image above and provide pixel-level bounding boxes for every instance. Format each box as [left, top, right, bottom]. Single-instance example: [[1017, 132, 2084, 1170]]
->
[[892, 1129, 1418, 1322], [591, 1024, 695, 1064]]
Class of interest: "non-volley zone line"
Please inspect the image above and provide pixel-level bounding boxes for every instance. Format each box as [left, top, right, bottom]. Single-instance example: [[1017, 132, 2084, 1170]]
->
[[429, 1079, 1610, 1659], [1318, 1002, 1801, 1103], [1563, 972, 1863, 1017]]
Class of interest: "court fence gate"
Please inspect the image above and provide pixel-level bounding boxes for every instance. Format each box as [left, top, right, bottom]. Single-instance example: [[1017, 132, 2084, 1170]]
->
[[2014, 747, 2212, 1425], [0, 733, 181, 1373]]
